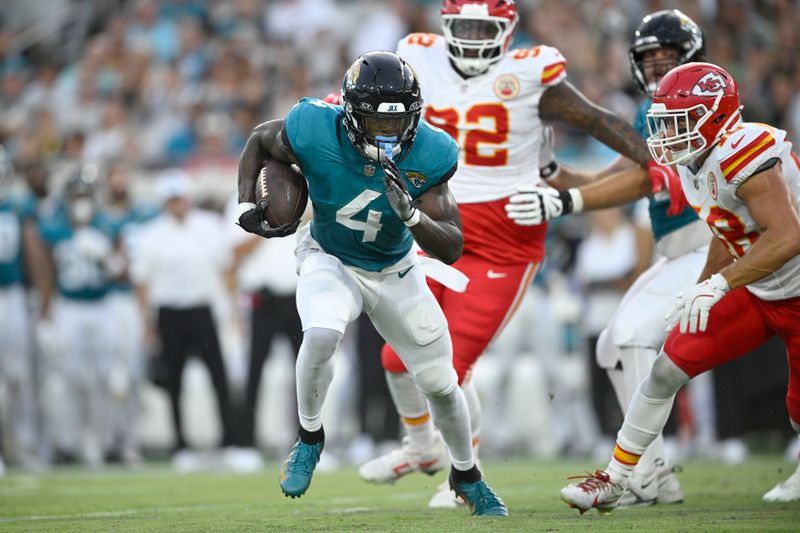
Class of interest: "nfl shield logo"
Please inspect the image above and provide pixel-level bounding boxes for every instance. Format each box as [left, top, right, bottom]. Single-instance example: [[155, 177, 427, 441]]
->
[[364, 164, 375, 177]]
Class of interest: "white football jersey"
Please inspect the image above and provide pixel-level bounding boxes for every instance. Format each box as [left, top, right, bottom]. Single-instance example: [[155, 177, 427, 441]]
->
[[397, 33, 566, 203], [678, 122, 800, 300]]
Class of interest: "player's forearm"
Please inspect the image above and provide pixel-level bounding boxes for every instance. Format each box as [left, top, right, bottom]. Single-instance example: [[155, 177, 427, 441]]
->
[[549, 157, 631, 190], [718, 228, 800, 290], [409, 216, 463, 265], [587, 111, 651, 168], [575, 166, 652, 211], [238, 127, 270, 204], [696, 236, 733, 282]]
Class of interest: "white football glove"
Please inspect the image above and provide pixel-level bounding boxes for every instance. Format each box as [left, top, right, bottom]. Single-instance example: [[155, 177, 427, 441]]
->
[[665, 273, 730, 334], [505, 186, 582, 226], [382, 159, 419, 226]]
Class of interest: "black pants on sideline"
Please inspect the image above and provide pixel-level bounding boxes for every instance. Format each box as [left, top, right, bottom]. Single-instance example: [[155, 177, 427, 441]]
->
[[240, 290, 302, 447], [158, 305, 234, 450]]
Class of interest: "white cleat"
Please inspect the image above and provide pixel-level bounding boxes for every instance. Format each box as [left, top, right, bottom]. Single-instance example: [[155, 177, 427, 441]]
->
[[763, 462, 800, 502], [359, 432, 449, 484], [560, 470, 625, 515], [428, 479, 466, 508], [656, 461, 684, 504], [617, 467, 658, 508]]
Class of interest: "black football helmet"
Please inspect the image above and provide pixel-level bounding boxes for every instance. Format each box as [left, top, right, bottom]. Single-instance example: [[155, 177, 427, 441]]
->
[[341, 51, 423, 161], [629, 9, 705, 94]]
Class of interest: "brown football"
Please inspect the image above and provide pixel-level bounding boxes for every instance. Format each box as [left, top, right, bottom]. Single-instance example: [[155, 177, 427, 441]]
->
[[256, 159, 308, 227]]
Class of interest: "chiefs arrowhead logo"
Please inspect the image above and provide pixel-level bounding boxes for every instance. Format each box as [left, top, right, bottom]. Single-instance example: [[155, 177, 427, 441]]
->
[[692, 72, 727, 96]]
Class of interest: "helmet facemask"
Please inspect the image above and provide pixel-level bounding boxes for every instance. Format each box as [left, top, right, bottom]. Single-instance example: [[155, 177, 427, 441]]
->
[[442, 13, 516, 76], [646, 103, 710, 166], [343, 101, 421, 162]]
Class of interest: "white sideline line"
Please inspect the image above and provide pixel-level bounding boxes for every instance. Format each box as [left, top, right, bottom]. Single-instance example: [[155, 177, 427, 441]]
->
[[0, 503, 227, 524]]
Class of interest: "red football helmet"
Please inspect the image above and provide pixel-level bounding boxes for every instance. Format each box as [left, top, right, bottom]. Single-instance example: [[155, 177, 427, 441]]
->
[[441, 0, 518, 76], [646, 62, 742, 166]]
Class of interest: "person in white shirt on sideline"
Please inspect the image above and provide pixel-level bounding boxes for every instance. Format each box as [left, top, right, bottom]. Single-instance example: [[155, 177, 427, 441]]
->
[[132, 170, 235, 462]]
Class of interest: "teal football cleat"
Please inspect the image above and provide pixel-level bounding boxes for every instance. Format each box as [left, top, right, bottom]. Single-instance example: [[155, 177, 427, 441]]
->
[[279, 439, 324, 498], [449, 471, 508, 516]]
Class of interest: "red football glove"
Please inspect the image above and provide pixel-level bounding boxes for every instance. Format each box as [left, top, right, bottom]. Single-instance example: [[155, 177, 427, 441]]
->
[[647, 161, 688, 216], [322, 92, 341, 105]]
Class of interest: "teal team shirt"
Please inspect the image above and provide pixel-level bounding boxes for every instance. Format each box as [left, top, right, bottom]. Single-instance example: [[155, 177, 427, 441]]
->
[[0, 194, 36, 287], [103, 204, 159, 292], [634, 100, 699, 241], [39, 204, 116, 300], [284, 97, 459, 271]]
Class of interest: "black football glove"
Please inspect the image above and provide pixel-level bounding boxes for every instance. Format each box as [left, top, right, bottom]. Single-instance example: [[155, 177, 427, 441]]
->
[[382, 159, 418, 224], [237, 200, 300, 238]]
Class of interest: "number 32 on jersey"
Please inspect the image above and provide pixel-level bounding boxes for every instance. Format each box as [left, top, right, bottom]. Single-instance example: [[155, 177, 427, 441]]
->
[[425, 104, 509, 167]]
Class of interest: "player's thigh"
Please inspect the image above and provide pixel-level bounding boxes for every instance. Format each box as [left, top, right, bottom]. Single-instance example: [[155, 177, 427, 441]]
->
[[663, 287, 773, 377], [610, 249, 707, 349], [368, 263, 452, 378], [296, 251, 362, 334], [441, 256, 536, 370]]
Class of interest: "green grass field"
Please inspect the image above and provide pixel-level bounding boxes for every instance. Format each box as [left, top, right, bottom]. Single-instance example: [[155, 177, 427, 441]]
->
[[1, 456, 798, 532]]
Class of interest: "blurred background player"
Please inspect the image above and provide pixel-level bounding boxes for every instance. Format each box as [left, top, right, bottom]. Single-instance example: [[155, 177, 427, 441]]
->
[[361, 0, 670, 508], [236, 51, 507, 515], [560, 62, 800, 513], [102, 161, 158, 466], [38, 166, 116, 468], [0, 145, 47, 471], [507, 9, 707, 506]]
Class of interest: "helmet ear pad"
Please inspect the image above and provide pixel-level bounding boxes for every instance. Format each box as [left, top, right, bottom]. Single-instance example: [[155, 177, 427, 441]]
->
[[340, 51, 423, 160]]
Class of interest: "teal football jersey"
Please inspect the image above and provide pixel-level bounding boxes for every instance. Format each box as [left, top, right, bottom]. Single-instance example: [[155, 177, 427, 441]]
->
[[102, 204, 159, 292], [634, 100, 699, 241], [0, 195, 36, 287], [284, 97, 458, 271], [39, 204, 114, 300]]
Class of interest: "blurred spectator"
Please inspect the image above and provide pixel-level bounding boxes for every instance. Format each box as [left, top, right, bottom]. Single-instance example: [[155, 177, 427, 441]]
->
[[131, 171, 235, 462]]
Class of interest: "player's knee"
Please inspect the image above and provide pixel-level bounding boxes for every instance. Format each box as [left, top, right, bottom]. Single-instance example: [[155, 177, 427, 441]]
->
[[300, 327, 343, 364], [643, 353, 690, 398], [381, 343, 407, 373], [413, 364, 457, 398]]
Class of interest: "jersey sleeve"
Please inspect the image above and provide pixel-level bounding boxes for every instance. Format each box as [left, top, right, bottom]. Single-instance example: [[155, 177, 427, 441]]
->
[[633, 101, 651, 140], [284, 98, 333, 153], [535, 45, 567, 87], [717, 124, 782, 189]]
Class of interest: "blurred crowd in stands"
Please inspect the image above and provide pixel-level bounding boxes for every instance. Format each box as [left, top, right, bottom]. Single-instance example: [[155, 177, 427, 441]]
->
[[0, 0, 798, 473]]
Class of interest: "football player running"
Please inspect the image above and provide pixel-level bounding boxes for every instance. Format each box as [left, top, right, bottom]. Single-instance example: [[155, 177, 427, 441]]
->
[[236, 51, 507, 516], [508, 10, 706, 507], [559, 62, 800, 514], [359, 0, 669, 508]]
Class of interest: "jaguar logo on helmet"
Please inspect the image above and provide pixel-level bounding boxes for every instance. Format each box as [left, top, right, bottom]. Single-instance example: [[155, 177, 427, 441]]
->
[[692, 72, 727, 96], [347, 62, 361, 86]]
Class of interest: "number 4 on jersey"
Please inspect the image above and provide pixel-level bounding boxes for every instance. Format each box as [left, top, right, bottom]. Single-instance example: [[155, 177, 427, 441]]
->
[[336, 189, 383, 242]]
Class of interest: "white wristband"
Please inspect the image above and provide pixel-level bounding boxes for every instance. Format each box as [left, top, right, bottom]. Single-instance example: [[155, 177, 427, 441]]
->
[[567, 188, 584, 214], [403, 208, 421, 227]]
